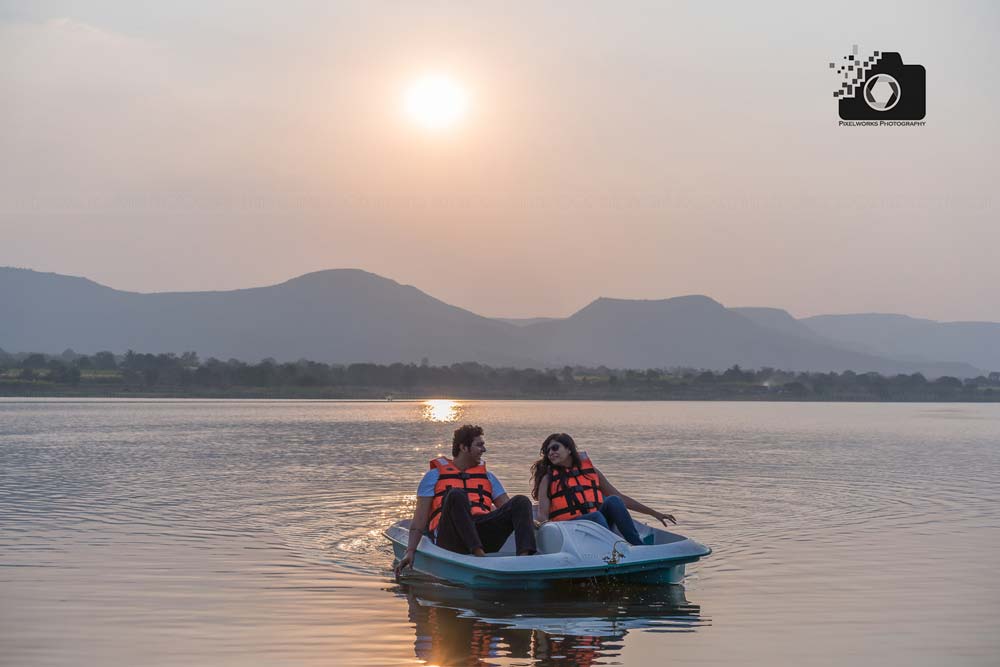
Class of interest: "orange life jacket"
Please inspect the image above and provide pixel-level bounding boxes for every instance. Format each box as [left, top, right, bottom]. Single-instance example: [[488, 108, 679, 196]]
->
[[427, 456, 494, 532], [547, 452, 604, 521]]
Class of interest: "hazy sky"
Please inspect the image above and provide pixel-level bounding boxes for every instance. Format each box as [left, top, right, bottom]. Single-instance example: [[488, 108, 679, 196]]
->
[[2, 1, 998, 320]]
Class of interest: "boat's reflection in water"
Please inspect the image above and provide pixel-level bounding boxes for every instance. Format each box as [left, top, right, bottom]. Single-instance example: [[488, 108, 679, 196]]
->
[[392, 578, 705, 666]]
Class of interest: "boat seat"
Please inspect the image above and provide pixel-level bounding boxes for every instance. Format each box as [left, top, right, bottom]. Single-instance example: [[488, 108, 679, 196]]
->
[[536, 523, 564, 554], [495, 522, 566, 555]]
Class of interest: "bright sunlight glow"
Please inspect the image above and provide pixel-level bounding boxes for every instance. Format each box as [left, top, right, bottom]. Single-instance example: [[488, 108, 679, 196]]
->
[[403, 74, 469, 131], [421, 400, 463, 423]]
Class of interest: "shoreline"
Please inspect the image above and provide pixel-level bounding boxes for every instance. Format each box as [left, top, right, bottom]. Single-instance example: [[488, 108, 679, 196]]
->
[[2, 387, 998, 403]]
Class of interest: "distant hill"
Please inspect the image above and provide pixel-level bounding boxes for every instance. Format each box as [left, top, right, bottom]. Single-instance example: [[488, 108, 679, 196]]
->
[[731, 307, 830, 342], [0, 268, 538, 366], [494, 317, 561, 327], [802, 313, 1000, 375], [523, 297, 977, 376], [0, 267, 989, 376]]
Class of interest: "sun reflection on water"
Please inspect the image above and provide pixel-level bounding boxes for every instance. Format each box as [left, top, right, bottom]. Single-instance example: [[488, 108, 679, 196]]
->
[[421, 400, 463, 423]]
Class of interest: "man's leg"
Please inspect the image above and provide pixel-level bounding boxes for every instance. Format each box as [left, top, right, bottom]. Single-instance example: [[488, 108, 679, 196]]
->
[[599, 495, 642, 545], [474, 495, 537, 555], [434, 488, 484, 554]]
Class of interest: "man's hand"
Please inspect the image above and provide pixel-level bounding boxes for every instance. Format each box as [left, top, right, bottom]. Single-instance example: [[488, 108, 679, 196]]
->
[[396, 497, 432, 579], [394, 549, 416, 579]]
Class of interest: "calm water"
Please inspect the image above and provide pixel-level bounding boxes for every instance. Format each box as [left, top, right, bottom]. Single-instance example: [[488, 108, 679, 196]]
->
[[1, 399, 998, 666]]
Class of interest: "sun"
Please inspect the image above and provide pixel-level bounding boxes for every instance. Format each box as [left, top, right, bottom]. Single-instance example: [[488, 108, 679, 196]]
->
[[403, 73, 469, 131]]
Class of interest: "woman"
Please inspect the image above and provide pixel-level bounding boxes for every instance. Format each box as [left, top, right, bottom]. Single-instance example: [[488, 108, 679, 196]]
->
[[530, 433, 676, 545]]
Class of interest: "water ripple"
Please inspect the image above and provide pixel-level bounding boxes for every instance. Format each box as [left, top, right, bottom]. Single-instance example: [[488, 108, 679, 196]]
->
[[2, 399, 999, 667]]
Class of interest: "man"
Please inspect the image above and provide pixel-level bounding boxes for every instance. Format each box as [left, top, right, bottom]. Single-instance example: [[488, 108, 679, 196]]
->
[[394, 424, 536, 576]]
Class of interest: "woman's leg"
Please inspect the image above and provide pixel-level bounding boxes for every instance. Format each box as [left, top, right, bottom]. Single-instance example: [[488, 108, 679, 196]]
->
[[599, 495, 642, 545], [570, 511, 609, 529]]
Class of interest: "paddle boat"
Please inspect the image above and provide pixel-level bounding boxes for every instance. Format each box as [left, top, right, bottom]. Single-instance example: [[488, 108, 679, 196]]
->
[[385, 514, 711, 589]]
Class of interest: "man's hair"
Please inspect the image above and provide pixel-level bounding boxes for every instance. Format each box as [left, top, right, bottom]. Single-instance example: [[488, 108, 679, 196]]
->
[[452, 424, 484, 457]]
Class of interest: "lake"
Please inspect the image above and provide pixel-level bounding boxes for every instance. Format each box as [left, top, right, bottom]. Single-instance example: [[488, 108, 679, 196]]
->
[[1, 399, 998, 666]]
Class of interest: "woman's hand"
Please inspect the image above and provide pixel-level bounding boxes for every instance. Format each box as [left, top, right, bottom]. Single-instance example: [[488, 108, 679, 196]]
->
[[654, 511, 677, 526]]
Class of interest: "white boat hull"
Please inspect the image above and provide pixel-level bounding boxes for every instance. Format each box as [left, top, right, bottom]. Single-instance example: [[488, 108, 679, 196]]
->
[[385, 516, 711, 589]]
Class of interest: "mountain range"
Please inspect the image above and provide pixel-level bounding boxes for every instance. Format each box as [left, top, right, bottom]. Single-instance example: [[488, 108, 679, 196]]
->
[[2, 267, 996, 377]]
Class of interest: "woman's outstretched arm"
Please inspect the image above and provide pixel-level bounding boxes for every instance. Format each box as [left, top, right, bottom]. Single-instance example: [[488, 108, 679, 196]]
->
[[596, 469, 676, 525]]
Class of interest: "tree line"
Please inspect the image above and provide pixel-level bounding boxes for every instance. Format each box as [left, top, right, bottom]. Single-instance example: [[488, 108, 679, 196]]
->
[[1, 347, 998, 401]]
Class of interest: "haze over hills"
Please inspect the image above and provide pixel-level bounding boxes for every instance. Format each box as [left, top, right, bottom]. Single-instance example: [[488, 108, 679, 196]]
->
[[801, 314, 1000, 375], [2, 267, 993, 376]]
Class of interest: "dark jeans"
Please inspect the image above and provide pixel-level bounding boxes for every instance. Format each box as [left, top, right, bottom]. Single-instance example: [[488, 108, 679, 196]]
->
[[571, 495, 643, 545], [435, 488, 537, 555]]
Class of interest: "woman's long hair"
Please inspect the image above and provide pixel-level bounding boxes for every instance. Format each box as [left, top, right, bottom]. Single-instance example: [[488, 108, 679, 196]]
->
[[530, 433, 583, 500]]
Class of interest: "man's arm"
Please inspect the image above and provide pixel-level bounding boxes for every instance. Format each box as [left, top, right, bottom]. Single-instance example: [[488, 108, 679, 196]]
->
[[487, 471, 509, 508], [394, 496, 432, 577], [537, 474, 551, 521]]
